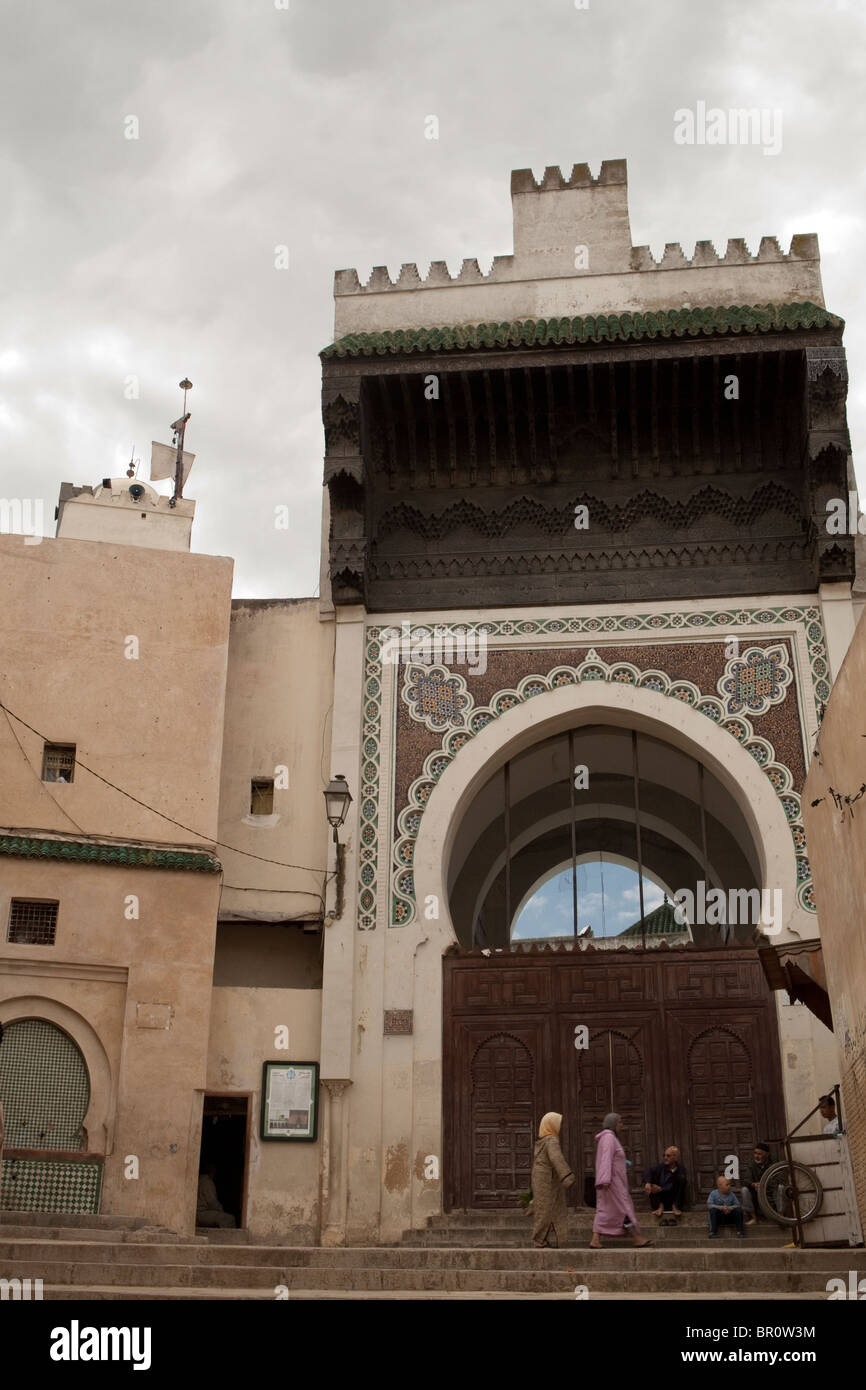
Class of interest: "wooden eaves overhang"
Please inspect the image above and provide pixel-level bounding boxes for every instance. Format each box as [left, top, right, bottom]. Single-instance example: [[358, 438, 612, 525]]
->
[[320, 301, 852, 609], [758, 937, 833, 1031]]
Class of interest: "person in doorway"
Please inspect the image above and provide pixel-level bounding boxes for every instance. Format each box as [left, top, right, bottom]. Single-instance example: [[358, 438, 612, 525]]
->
[[643, 1145, 687, 1219], [707, 1175, 745, 1238], [530, 1112, 575, 1248], [589, 1114, 651, 1250], [740, 1141, 772, 1224], [818, 1095, 840, 1135], [196, 1162, 236, 1229]]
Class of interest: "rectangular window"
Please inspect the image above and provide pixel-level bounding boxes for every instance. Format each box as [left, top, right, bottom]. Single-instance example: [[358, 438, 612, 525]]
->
[[8, 899, 59, 946], [250, 779, 275, 816], [42, 743, 76, 783]]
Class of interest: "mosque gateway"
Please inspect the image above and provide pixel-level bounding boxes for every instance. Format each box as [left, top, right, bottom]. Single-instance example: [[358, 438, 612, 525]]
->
[[1, 160, 862, 1280]]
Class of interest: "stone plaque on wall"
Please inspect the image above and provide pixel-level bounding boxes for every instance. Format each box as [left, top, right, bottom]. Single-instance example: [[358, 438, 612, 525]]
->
[[135, 1002, 173, 1030], [384, 1009, 413, 1035]]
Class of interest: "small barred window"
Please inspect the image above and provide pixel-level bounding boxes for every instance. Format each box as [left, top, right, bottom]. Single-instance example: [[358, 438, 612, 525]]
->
[[42, 743, 76, 783], [8, 899, 59, 946]]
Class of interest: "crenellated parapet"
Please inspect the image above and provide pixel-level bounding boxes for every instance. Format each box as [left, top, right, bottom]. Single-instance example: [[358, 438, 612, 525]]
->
[[337, 234, 820, 296], [629, 235, 819, 273], [332, 159, 823, 338]]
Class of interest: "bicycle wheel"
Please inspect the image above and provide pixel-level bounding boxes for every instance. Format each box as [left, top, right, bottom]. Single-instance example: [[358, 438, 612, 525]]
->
[[757, 1160, 822, 1225]]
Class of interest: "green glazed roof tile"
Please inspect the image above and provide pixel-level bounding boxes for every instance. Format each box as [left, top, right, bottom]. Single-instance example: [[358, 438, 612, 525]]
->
[[321, 302, 842, 359], [618, 898, 688, 937], [0, 834, 221, 873]]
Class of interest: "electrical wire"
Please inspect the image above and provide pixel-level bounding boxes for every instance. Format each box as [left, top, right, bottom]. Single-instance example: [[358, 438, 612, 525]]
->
[[2, 706, 88, 834], [319, 697, 334, 787], [0, 698, 330, 878], [221, 883, 324, 894], [220, 881, 327, 914]]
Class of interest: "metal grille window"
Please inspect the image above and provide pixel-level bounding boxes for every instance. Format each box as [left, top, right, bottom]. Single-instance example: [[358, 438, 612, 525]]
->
[[0, 1018, 89, 1149], [42, 743, 76, 783], [8, 900, 59, 946], [250, 778, 275, 815]]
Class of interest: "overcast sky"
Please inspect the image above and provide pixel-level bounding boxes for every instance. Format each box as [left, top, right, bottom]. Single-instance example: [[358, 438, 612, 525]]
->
[[1, 0, 864, 597]]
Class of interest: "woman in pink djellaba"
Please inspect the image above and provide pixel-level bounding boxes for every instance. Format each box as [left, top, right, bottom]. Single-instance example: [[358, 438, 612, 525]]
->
[[589, 1113, 652, 1250]]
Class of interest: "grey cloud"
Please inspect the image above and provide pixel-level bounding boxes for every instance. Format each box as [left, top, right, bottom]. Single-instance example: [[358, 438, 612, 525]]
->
[[1, 0, 864, 594]]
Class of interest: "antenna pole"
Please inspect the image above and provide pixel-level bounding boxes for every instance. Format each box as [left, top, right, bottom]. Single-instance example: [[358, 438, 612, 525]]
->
[[170, 378, 193, 508]]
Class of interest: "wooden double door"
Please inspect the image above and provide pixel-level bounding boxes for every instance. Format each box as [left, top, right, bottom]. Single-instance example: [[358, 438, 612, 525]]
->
[[443, 948, 786, 1209]]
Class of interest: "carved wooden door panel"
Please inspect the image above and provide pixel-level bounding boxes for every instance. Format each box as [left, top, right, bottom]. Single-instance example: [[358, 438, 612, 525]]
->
[[572, 1026, 651, 1196], [657, 954, 788, 1198], [685, 1025, 755, 1196], [443, 950, 786, 1210], [469, 1032, 535, 1207]]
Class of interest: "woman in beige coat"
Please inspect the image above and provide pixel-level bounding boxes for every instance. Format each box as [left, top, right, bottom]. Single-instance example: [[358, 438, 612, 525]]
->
[[530, 1112, 575, 1248]]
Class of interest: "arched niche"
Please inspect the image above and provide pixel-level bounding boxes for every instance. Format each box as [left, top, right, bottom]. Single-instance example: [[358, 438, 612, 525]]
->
[[0, 996, 114, 1155]]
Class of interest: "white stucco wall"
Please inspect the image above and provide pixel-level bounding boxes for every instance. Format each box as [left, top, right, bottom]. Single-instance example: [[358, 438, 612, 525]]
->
[[323, 591, 847, 1240]]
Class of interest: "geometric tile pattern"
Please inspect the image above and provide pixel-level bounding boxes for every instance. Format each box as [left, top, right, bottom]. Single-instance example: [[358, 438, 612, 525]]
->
[[719, 644, 793, 717], [0, 1019, 89, 1149], [392, 647, 808, 925], [0, 1158, 102, 1214], [358, 605, 829, 930], [401, 665, 471, 732]]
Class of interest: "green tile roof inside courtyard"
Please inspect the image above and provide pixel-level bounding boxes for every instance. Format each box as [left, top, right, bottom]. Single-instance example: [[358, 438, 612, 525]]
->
[[321, 301, 841, 358], [619, 899, 686, 937]]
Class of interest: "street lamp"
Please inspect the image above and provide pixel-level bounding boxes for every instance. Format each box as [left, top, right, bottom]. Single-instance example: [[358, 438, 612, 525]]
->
[[323, 775, 352, 921], [324, 775, 352, 838]]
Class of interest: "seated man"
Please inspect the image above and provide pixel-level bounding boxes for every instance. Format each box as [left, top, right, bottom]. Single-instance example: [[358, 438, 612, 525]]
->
[[196, 1162, 236, 1229], [740, 1141, 772, 1224], [818, 1094, 840, 1135], [643, 1145, 687, 1218], [707, 1175, 745, 1238]]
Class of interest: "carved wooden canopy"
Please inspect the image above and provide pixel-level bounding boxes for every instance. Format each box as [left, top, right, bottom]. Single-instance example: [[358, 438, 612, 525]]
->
[[320, 311, 853, 610]]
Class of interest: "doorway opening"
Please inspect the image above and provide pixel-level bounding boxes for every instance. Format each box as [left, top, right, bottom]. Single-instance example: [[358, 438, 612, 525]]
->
[[197, 1094, 250, 1230]]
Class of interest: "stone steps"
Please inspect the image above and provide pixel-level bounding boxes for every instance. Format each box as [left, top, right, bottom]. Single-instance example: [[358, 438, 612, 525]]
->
[[196, 1227, 251, 1244], [1, 1241, 863, 1296], [38, 1285, 832, 1302], [0, 1225, 205, 1244], [399, 1231, 786, 1247], [0, 1260, 856, 1293], [420, 1209, 760, 1227], [1, 1208, 859, 1299], [0, 1210, 164, 1231], [401, 1209, 787, 1247], [3, 1239, 857, 1269]]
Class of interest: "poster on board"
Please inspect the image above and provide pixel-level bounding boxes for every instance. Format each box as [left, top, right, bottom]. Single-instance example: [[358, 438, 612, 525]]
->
[[260, 1061, 319, 1141]]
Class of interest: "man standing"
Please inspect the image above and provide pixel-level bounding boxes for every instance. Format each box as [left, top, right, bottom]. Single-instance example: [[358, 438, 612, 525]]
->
[[707, 1176, 745, 1238], [818, 1094, 840, 1135], [642, 1145, 687, 1218], [741, 1141, 772, 1225]]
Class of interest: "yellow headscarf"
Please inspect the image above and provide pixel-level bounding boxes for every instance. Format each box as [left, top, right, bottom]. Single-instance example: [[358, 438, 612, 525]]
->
[[538, 1112, 562, 1138]]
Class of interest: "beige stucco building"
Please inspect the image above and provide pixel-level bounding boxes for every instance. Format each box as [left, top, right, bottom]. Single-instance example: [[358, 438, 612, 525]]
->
[[1, 159, 863, 1245], [0, 514, 232, 1234], [804, 604, 866, 1232]]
